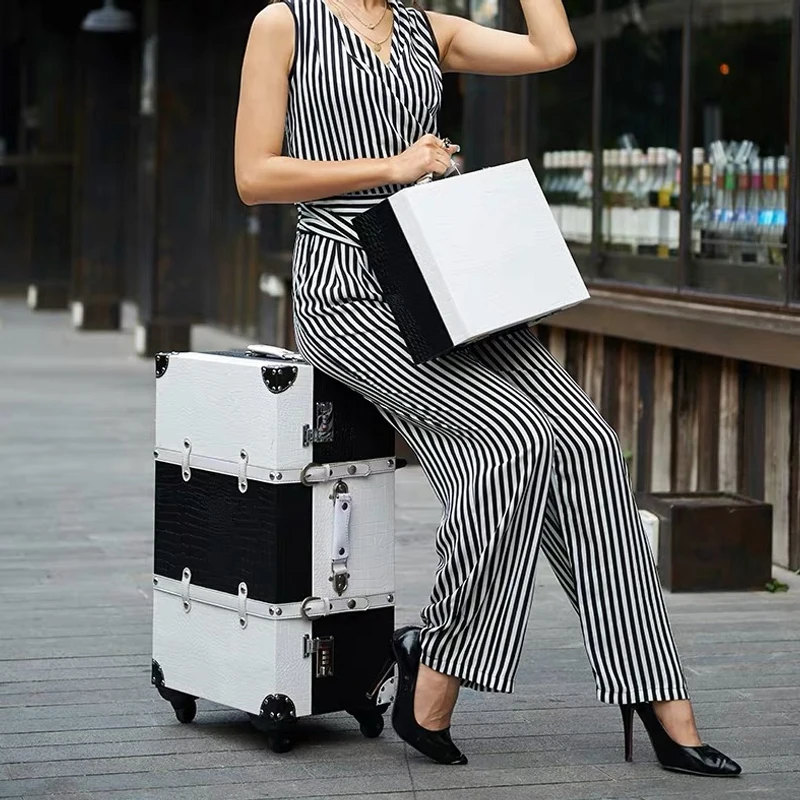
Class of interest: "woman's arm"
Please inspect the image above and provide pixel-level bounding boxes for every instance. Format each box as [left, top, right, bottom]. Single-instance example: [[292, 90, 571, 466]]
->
[[234, 5, 457, 205], [427, 0, 576, 76]]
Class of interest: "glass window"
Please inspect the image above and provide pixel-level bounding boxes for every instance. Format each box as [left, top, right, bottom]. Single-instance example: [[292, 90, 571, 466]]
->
[[537, 9, 593, 271], [600, 5, 683, 286], [688, 5, 792, 301]]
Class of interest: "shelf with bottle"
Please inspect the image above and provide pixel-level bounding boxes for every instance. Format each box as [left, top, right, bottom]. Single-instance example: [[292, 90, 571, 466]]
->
[[541, 143, 790, 268], [695, 141, 788, 268]]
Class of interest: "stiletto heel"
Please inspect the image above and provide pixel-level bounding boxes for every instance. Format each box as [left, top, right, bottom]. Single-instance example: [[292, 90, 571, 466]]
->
[[365, 654, 396, 701], [620, 704, 634, 762], [390, 626, 468, 765], [620, 703, 742, 777]]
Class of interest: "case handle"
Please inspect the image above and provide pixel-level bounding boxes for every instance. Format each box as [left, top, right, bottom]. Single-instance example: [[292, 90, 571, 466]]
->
[[246, 344, 304, 361]]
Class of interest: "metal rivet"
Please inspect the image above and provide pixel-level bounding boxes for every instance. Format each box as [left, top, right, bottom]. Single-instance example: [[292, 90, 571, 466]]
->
[[339, 547, 345, 556], [275, 608, 282, 616], [183, 440, 190, 449], [269, 473, 275, 480], [153, 578, 158, 586], [328, 576, 333, 582], [153, 450, 159, 458], [387, 594, 394, 602], [240, 585, 246, 594], [388, 458, 394, 466], [348, 465, 357, 475], [269, 608, 275, 616], [240, 618, 246, 627], [342, 502, 348, 511], [240, 450, 247, 459], [276, 473, 283, 480], [347, 599, 356, 609], [183, 601, 190, 610]]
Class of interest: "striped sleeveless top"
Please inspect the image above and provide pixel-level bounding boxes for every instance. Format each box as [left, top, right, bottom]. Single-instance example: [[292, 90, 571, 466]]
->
[[282, 0, 443, 246]]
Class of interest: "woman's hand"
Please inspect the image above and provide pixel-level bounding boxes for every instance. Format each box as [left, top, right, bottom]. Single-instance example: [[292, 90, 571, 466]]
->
[[388, 134, 460, 185]]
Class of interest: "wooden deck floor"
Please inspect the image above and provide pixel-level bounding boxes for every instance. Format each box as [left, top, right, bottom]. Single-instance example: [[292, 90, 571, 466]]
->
[[1, 297, 799, 800]]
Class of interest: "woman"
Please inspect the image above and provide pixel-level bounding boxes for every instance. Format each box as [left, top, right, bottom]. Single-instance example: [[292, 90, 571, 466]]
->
[[234, 0, 741, 777]]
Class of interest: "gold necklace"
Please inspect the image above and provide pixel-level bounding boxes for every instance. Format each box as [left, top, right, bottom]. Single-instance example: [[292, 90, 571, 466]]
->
[[335, 6, 394, 52], [331, 0, 388, 31]]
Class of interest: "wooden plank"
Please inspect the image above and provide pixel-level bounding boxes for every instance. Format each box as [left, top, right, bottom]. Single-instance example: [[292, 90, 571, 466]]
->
[[651, 346, 674, 491], [535, 324, 551, 350], [739, 363, 767, 501], [764, 368, 792, 568], [616, 340, 640, 487], [546, 288, 800, 371], [635, 344, 655, 492], [696, 355, 721, 491], [564, 329, 586, 386], [601, 336, 621, 430], [718, 358, 741, 493], [583, 333, 605, 409], [672, 351, 700, 492], [791, 371, 800, 571], [548, 326, 567, 367]]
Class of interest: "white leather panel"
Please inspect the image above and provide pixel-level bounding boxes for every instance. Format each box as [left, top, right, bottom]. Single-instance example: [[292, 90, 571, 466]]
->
[[152, 589, 313, 717], [312, 474, 395, 599], [155, 352, 313, 471], [391, 160, 590, 346]]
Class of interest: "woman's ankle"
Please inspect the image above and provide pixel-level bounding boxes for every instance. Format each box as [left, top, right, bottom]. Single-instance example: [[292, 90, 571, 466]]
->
[[652, 699, 702, 747], [414, 663, 461, 731]]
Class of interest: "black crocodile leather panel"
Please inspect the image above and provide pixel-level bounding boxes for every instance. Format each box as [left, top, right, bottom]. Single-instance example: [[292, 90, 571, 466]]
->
[[312, 371, 395, 464], [154, 462, 312, 603], [311, 606, 395, 714], [352, 200, 453, 364]]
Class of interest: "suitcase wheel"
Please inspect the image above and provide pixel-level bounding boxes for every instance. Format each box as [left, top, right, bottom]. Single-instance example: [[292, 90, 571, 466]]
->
[[347, 707, 386, 739], [173, 699, 197, 724], [359, 714, 384, 739], [267, 734, 294, 753]]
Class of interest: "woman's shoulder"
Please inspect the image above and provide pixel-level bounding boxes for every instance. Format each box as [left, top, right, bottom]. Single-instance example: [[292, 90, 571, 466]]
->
[[252, 1, 296, 33]]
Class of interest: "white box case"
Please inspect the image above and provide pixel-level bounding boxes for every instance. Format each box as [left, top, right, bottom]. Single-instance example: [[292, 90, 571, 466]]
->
[[151, 346, 399, 750], [353, 159, 591, 363]]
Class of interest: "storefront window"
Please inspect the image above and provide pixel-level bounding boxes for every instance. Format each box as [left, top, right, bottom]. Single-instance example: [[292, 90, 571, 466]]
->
[[599, 4, 683, 286], [688, 6, 792, 301], [538, 3, 593, 270]]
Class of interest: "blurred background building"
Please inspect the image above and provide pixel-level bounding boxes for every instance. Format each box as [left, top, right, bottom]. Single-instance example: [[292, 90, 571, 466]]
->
[[1, 0, 799, 569]]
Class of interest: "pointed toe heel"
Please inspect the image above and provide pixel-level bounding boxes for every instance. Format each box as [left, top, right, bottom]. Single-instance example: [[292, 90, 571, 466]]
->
[[390, 626, 468, 766], [620, 703, 742, 777]]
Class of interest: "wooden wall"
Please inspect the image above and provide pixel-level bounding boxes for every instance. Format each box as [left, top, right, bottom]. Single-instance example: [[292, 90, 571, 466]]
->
[[537, 325, 800, 570]]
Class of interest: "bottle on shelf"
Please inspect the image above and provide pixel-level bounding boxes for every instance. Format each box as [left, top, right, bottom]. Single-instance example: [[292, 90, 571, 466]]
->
[[770, 155, 789, 266], [541, 141, 789, 266]]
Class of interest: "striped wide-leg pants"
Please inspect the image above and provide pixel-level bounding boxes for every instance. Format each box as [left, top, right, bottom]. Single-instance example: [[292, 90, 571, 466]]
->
[[292, 228, 689, 704]]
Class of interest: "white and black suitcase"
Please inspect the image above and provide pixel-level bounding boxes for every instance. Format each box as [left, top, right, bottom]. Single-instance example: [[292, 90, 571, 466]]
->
[[151, 345, 400, 752]]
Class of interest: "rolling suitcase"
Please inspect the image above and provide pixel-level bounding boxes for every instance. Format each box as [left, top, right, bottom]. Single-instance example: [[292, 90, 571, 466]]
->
[[151, 345, 400, 752]]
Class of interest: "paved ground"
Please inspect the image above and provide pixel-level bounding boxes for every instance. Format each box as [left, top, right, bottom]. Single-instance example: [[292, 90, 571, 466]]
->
[[1, 296, 799, 800]]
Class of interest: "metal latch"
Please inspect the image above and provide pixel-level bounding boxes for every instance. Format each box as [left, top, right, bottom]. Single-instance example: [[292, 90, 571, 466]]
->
[[303, 402, 334, 447], [303, 635, 334, 678], [330, 481, 351, 596]]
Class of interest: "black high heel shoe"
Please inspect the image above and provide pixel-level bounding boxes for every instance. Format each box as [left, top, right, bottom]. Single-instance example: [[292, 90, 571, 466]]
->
[[621, 703, 742, 777], [390, 626, 468, 765]]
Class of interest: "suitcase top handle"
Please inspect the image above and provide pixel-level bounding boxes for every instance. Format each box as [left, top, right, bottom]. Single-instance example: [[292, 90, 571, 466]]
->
[[246, 345, 305, 362]]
